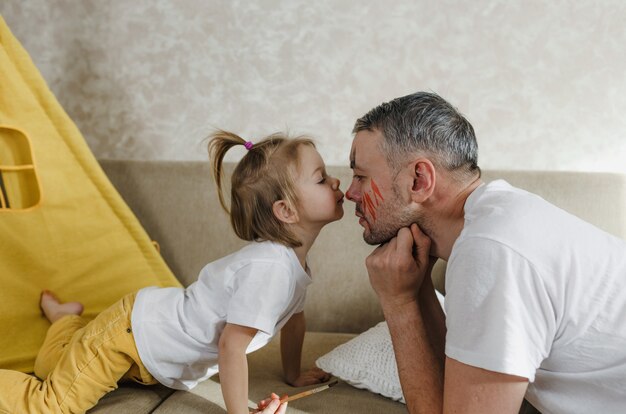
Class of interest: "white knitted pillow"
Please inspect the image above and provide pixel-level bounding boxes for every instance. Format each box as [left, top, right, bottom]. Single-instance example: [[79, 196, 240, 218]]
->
[[316, 291, 444, 403], [316, 320, 406, 402]]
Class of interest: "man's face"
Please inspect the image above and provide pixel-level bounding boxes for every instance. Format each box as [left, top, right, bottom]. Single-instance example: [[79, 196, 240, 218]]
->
[[346, 129, 416, 245]]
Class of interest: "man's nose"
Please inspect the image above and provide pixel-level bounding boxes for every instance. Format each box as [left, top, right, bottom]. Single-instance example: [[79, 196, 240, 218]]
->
[[345, 182, 359, 203]]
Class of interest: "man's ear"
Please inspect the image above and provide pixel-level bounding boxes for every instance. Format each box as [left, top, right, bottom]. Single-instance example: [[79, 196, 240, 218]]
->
[[409, 158, 436, 203], [272, 200, 299, 224]]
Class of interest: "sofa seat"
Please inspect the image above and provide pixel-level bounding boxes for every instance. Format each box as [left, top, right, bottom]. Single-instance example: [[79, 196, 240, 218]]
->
[[90, 332, 408, 414]]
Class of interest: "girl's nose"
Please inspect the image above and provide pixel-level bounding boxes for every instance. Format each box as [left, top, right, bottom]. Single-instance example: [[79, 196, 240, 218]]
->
[[331, 176, 340, 190]]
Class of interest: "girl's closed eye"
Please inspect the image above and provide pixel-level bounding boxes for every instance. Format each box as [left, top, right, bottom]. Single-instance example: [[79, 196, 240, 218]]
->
[[317, 177, 326, 184]]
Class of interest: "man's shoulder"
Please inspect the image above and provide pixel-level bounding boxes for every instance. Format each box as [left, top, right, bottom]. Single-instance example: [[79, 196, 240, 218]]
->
[[463, 180, 573, 243], [467, 180, 546, 215]]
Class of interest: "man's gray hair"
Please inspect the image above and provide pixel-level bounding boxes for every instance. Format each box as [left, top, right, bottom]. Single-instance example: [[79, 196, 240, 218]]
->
[[353, 92, 480, 178]]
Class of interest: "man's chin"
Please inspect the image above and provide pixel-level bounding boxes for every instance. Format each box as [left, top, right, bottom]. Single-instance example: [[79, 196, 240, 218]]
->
[[362, 223, 404, 245], [362, 229, 393, 246], [359, 221, 378, 245], [358, 217, 399, 245], [363, 234, 393, 246], [363, 236, 380, 246]]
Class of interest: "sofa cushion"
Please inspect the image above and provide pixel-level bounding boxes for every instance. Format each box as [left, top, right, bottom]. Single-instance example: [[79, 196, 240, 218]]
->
[[86, 332, 408, 413], [316, 322, 405, 403], [87, 383, 174, 414]]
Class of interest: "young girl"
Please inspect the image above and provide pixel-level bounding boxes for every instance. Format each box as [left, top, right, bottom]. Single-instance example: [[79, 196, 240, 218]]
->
[[0, 130, 344, 414]]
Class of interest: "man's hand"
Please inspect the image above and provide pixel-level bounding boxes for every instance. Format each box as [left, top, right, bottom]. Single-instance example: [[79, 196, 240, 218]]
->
[[366, 223, 434, 308]]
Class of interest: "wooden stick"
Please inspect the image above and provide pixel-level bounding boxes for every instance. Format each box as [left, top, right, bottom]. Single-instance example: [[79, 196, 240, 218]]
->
[[280, 379, 339, 403]]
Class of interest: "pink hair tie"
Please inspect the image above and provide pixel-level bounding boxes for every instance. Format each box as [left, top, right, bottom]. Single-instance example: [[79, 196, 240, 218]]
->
[[244, 141, 254, 150]]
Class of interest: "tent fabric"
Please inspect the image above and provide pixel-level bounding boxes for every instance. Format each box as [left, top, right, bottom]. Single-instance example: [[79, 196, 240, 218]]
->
[[0, 15, 181, 373]]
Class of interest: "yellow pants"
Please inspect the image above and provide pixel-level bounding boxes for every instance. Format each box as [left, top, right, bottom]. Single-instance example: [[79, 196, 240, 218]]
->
[[0, 293, 156, 414]]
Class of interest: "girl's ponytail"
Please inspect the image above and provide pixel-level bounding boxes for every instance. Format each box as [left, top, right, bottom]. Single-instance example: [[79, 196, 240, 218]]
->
[[208, 130, 247, 214], [207, 129, 315, 247]]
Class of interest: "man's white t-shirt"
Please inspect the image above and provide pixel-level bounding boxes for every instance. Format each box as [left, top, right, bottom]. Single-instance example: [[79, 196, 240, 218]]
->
[[445, 180, 626, 414], [131, 241, 311, 390]]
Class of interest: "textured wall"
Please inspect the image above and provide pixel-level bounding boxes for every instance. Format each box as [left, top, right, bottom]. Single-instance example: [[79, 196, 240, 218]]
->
[[2, 1, 625, 172]]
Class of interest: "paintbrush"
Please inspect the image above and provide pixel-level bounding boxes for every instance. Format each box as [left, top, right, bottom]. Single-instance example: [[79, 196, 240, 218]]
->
[[280, 379, 339, 403], [252, 380, 339, 412]]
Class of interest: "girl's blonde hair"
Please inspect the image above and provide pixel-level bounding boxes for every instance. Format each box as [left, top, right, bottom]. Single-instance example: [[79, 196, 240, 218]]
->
[[208, 130, 315, 247]]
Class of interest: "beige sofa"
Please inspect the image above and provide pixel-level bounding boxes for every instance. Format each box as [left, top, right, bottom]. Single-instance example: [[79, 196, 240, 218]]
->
[[90, 160, 626, 414]]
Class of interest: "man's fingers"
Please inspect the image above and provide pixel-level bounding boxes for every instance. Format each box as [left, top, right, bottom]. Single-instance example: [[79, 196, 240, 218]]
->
[[396, 227, 413, 250], [410, 223, 431, 260], [410, 223, 426, 241]]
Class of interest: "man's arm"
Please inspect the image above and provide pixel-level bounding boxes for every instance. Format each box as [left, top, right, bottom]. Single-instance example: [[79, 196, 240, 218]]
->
[[384, 290, 529, 414], [367, 225, 444, 412], [418, 266, 447, 364], [368, 225, 528, 413], [382, 295, 445, 412], [444, 357, 528, 413]]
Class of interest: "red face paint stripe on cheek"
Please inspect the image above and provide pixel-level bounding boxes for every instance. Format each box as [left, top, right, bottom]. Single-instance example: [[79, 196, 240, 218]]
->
[[361, 198, 369, 218], [363, 192, 372, 211], [371, 179, 384, 204], [363, 192, 377, 221]]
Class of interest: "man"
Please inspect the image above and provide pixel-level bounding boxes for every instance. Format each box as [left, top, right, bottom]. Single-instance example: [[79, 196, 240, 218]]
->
[[345, 92, 626, 414]]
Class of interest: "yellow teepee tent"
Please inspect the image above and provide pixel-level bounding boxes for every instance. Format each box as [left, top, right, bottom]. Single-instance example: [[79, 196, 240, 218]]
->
[[0, 15, 181, 373]]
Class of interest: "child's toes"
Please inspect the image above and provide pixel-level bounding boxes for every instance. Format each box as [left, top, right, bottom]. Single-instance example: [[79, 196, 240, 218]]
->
[[40, 290, 60, 307]]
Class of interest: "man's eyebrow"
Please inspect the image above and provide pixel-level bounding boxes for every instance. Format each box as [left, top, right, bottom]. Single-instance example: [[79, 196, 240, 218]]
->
[[349, 149, 355, 169]]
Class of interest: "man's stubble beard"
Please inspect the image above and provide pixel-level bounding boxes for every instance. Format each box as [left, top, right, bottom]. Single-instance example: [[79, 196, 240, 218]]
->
[[362, 186, 431, 246]]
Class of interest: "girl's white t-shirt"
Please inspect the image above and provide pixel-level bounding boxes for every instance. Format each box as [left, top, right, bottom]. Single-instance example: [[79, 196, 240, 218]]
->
[[131, 241, 312, 390], [445, 180, 626, 414]]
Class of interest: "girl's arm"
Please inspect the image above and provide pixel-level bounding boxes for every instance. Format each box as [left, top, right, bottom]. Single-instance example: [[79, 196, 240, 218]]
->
[[218, 323, 258, 414], [281, 311, 305, 385], [280, 312, 330, 386]]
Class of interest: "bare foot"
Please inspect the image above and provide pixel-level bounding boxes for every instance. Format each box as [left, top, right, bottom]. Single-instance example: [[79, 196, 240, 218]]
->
[[40, 290, 84, 323]]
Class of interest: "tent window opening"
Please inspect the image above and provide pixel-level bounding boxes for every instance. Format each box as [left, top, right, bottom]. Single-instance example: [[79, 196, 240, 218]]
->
[[0, 171, 10, 207], [0, 126, 40, 210]]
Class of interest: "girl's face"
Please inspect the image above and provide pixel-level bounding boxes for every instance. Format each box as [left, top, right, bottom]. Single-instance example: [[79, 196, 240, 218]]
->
[[293, 145, 344, 229]]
